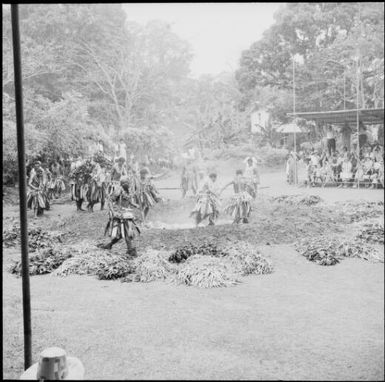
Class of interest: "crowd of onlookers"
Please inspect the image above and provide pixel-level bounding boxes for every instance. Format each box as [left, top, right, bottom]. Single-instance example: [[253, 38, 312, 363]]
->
[[301, 143, 384, 188]]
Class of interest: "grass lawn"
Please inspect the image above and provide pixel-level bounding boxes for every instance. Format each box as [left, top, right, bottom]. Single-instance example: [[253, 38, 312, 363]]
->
[[3, 169, 384, 380], [3, 245, 384, 380]]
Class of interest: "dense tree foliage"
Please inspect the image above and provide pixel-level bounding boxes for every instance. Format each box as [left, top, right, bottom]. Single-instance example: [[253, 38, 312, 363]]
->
[[2, 4, 194, 183], [236, 3, 384, 114]]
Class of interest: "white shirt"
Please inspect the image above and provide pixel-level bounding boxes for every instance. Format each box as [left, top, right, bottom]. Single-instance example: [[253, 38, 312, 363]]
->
[[342, 161, 352, 173], [310, 155, 319, 166]]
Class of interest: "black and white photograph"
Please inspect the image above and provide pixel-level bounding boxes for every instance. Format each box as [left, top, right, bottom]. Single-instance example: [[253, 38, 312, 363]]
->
[[2, 2, 384, 380]]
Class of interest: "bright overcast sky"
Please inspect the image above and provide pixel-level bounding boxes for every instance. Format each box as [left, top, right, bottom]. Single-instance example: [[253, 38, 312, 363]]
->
[[123, 3, 283, 77]]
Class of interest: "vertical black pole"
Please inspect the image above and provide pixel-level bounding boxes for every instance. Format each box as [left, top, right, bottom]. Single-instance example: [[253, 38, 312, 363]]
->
[[10, 4, 32, 369]]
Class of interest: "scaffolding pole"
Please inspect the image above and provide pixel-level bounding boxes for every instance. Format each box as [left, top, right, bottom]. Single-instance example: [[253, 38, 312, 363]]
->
[[11, 4, 32, 369]]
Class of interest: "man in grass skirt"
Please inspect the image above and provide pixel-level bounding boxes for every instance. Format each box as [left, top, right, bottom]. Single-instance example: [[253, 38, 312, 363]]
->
[[220, 169, 253, 224], [86, 160, 105, 212], [27, 161, 47, 218], [91, 152, 113, 210], [51, 159, 66, 199], [107, 157, 128, 196], [43, 164, 54, 210], [98, 176, 141, 257], [69, 158, 93, 212], [137, 167, 162, 223], [190, 172, 220, 227], [244, 157, 260, 198]]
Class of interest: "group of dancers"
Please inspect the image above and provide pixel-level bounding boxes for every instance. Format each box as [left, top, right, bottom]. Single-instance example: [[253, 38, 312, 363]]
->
[[27, 160, 66, 217], [70, 154, 163, 256], [26, 152, 162, 257], [26, 151, 260, 257], [189, 157, 260, 226]]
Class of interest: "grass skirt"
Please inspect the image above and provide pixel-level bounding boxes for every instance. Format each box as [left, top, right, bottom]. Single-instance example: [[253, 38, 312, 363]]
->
[[54, 177, 66, 194], [71, 183, 88, 201], [190, 192, 220, 224], [106, 181, 120, 197], [27, 189, 46, 215], [138, 184, 161, 210], [104, 212, 141, 248], [86, 180, 105, 204], [224, 192, 252, 222]]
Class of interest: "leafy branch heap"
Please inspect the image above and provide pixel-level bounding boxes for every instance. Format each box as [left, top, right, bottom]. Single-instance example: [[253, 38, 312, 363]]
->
[[168, 242, 228, 264], [8, 239, 274, 289], [339, 201, 384, 223], [272, 195, 322, 206], [9, 246, 73, 276], [3, 224, 64, 251], [296, 235, 384, 266], [356, 223, 384, 244]]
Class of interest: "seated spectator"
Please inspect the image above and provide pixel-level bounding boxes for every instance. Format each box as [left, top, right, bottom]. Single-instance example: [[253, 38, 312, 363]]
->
[[372, 144, 383, 163], [310, 150, 320, 167], [330, 153, 340, 182], [336, 151, 345, 182], [319, 150, 328, 167], [362, 155, 374, 188], [370, 159, 382, 189], [320, 160, 334, 187], [313, 165, 323, 186], [339, 156, 353, 188]]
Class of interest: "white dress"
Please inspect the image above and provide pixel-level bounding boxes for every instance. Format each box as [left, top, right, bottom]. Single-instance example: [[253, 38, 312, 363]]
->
[[341, 161, 352, 181]]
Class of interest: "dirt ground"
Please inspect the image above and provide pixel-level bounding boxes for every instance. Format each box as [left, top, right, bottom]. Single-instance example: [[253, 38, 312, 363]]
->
[[3, 168, 384, 380]]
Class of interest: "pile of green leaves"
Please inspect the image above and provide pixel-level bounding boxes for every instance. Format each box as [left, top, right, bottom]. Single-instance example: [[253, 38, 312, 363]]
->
[[225, 242, 274, 276], [122, 249, 176, 283], [356, 223, 384, 244], [9, 246, 73, 276], [3, 224, 64, 251], [15, 239, 136, 280], [296, 235, 384, 266], [95, 256, 135, 280], [3, 225, 18, 248], [168, 242, 228, 264], [174, 255, 240, 288], [296, 238, 340, 266], [272, 195, 322, 206], [337, 241, 383, 262], [339, 201, 384, 223]]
